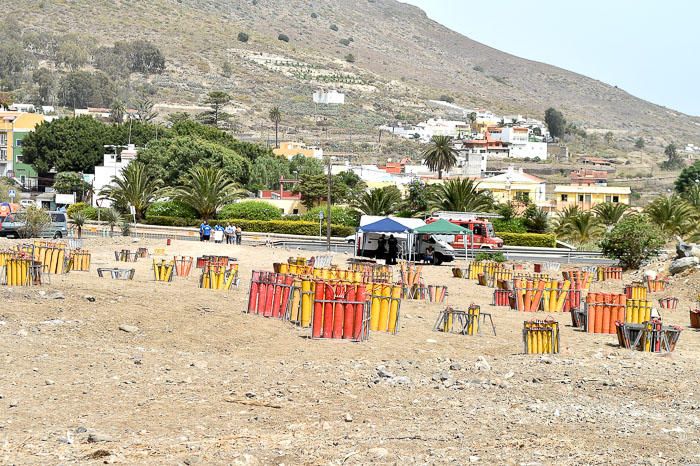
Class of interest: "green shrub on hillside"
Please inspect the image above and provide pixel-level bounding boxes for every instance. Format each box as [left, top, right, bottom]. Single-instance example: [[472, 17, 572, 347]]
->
[[496, 232, 557, 248], [278, 34, 289, 42], [218, 201, 283, 220], [237, 32, 249, 42]]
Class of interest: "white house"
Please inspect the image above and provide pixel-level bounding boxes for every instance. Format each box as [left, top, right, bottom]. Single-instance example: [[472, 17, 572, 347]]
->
[[92, 144, 138, 207], [488, 127, 548, 160], [313, 89, 345, 105]]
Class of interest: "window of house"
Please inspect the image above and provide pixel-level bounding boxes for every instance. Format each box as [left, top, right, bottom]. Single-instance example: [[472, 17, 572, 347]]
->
[[561, 194, 568, 202], [0, 148, 6, 161], [605, 195, 612, 202], [292, 208, 299, 215], [15, 139, 22, 147], [578, 194, 584, 202], [612, 195, 619, 203]]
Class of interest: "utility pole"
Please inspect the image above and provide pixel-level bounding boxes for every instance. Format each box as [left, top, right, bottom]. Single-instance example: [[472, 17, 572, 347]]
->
[[326, 155, 332, 251]]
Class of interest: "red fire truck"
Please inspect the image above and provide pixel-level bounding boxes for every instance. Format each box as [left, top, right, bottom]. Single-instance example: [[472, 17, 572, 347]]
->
[[425, 211, 504, 249]]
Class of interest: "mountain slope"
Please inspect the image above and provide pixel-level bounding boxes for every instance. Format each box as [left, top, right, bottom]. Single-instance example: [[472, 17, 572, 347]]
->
[[14, 0, 700, 144]]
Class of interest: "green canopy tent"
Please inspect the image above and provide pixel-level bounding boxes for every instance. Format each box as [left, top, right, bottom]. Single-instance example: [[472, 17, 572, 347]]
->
[[411, 218, 473, 263]]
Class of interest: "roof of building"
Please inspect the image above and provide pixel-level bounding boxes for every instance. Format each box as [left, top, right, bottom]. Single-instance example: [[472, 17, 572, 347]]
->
[[554, 184, 631, 194], [479, 168, 545, 184], [258, 190, 301, 200]]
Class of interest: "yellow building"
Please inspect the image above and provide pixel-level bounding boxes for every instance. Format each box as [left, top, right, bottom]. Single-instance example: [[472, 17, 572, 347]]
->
[[553, 184, 631, 211], [273, 141, 323, 159], [477, 167, 547, 206], [0, 112, 46, 182]]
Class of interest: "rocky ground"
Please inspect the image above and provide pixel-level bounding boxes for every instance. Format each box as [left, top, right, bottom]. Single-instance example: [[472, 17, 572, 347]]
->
[[0, 237, 698, 465]]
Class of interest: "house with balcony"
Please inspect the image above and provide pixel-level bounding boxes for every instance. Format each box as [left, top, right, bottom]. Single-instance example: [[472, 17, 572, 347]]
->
[[553, 184, 631, 211], [273, 141, 323, 159], [477, 166, 547, 206], [0, 112, 47, 187]]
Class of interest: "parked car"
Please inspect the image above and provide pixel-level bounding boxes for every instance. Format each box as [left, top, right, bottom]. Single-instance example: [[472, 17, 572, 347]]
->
[[0, 211, 68, 239]]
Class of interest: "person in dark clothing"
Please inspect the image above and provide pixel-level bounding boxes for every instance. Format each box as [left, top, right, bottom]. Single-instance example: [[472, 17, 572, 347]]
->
[[376, 234, 387, 261], [387, 234, 398, 265]]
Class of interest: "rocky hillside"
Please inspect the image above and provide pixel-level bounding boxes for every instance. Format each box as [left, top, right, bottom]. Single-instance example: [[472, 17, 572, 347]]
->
[[12, 0, 700, 145]]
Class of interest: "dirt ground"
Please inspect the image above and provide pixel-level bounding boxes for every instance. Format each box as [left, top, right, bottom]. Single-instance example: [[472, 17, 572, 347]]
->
[[0, 237, 698, 465]]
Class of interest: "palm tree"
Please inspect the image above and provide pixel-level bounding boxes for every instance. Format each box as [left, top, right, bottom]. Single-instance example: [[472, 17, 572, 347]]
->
[[269, 106, 282, 148], [429, 178, 492, 212], [422, 135, 458, 179], [71, 211, 86, 239], [100, 207, 120, 237], [353, 187, 402, 215], [558, 211, 603, 245], [593, 202, 629, 227], [644, 195, 696, 237], [174, 166, 245, 220], [523, 204, 549, 233], [110, 99, 126, 124], [99, 161, 162, 221], [681, 184, 700, 211], [553, 205, 582, 235]]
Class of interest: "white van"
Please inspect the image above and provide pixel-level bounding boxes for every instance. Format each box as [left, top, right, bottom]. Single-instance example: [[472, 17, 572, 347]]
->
[[354, 231, 455, 265]]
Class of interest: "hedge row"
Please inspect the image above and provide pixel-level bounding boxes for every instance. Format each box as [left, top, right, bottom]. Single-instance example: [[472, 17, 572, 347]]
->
[[495, 232, 557, 248], [144, 216, 355, 237]]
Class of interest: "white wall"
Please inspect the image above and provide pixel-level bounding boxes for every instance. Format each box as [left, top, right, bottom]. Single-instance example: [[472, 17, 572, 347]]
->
[[508, 141, 548, 160]]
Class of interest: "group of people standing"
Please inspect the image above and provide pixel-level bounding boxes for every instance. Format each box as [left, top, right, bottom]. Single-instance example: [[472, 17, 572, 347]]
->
[[199, 221, 242, 245], [376, 234, 399, 265]]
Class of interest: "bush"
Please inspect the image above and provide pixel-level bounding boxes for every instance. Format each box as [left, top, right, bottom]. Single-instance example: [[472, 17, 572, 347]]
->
[[301, 205, 360, 227], [278, 34, 289, 42], [218, 201, 283, 220], [475, 251, 506, 263], [599, 214, 664, 270], [146, 201, 198, 219], [310, 12, 318, 18], [330, 24, 339, 31], [339, 38, 350, 46], [237, 32, 249, 42], [67, 202, 100, 220], [344, 53, 355, 63], [492, 218, 526, 233], [439, 94, 454, 103], [496, 232, 557, 248]]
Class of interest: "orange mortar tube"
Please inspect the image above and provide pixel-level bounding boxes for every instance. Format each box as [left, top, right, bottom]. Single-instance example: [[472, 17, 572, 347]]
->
[[354, 285, 366, 339], [312, 280, 325, 338], [333, 284, 345, 339]]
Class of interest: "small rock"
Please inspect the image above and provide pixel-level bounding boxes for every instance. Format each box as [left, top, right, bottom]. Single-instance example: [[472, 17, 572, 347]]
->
[[344, 413, 353, 422], [9, 400, 18, 408], [391, 376, 411, 385], [376, 366, 394, 378], [475, 356, 491, 372], [469, 455, 481, 463], [87, 433, 114, 443], [75, 427, 87, 434], [45, 379, 55, 386], [44, 291, 64, 300], [449, 362, 462, 371], [322, 421, 332, 430], [503, 371, 514, 379], [368, 447, 389, 458], [426, 339, 437, 344], [191, 361, 208, 370], [16, 329, 28, 337], [84, 295, 96, 302], [118, 324, 139, 333], [184, 457, 200, 465], [245, 391, 256, 398]]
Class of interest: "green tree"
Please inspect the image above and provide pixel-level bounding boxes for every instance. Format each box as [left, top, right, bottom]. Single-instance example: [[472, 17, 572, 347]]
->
[[113, 40, 165, 74], [674, 161, 700, 194], [56, 34, 89, 70], [293, 173, 349, 209], [553, 205, 582, 235], [496, 202, 517, 222], [21, 116, 113, 174], [289, 154, 323, 177], [544, 107, 566, 138], [32, 68, 56, 105], [344, 53, 355, 63], [522, 204, 549, 233], [59, 71, 115, 108], [635, 137, 645, 149], [174, 166, 244, 220], [467, 112, 477, 132], [644, 195, 695, 237], [680, 184, 700, 211], [171, 120, 274, 161], [52, 172, 90, 201], [599, 214, 664, 269], [402, 179, 435, 216], [99, 161, 163, 221], [247, 154, 290, 190], [429, 178, 492, 212], [237, 32, 249, 43], [333, 170, 367, 204], [302, 205, 360, 227], [422, 135, 458, 179], [145, 201, 198, 219], [269, 106, 282, 148], [661, 143, 684, 170], [18, 206, 51, 239], [593, 202, 629, 227], [353, 186, 402, 215], [604, 131, 614, 145], [136, 136, 250, 186], [100, 207, 121, 237], [199, 91, 231, 126]]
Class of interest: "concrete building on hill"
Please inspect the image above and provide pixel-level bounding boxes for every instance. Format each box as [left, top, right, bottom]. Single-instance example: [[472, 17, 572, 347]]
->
[[273, 141, 323, 159]]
